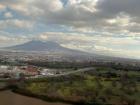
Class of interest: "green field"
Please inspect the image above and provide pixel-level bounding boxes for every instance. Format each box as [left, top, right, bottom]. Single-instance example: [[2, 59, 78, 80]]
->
[[15, 67, 140, 105]]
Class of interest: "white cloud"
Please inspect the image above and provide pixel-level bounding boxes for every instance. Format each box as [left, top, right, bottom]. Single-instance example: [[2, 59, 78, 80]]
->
[[93, 45, 140, 58], [0, 34, 29, 47], [0, 0, 139, 30], [106, 13, 131, 26], [1, 0, 140, 34], [0, 4, 5, 10], [4, 12, 13, 18], [34, 31, 140, 58], [0, 0, 139, 59], [0, 19, 35, 29], [0, 30, 139, 59]]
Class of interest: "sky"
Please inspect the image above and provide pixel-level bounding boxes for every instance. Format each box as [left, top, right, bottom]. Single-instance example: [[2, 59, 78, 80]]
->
[[0, 0, 140, 59]]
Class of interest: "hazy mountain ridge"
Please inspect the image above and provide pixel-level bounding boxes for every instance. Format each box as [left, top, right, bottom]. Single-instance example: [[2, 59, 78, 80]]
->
[[6, 40, 62, 51], [4, 40, 94, 56], [0, 40, 140, 64]]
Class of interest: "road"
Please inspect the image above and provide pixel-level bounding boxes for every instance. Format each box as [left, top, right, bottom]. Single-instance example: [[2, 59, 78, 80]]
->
[[0, 67, 96, 81], [28, 67, 95, 79], [52, 67, 95, 77]]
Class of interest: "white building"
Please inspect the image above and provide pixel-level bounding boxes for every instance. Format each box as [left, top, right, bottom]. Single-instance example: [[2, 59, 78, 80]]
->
[[40, 69, 55, 76]]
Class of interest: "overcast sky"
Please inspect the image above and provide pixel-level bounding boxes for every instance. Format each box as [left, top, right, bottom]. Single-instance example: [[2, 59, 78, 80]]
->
[[0, 0, 140, 59]]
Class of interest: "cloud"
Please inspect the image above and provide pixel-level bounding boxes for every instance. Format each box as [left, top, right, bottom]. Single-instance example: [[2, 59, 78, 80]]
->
[[0, 0, 140, 34], [0, 19, 35, 29], [93, 45, 140, 58], [4, 12, 13, 18], [0, 30, 139, 58], [39, 0, 140, 34], [36, 31, 140, 48], [0, 4, 5, 10], [34, 31, 140, 58], [0, 32, 29, 47], [0, 0, 139, 58]]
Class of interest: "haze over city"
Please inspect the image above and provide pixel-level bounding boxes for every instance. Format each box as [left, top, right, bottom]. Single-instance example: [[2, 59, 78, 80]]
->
[[0, 0, 140, 59]]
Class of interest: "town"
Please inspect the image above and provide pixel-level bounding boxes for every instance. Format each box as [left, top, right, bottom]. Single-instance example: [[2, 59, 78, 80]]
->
[[0, 65, 63, 80]]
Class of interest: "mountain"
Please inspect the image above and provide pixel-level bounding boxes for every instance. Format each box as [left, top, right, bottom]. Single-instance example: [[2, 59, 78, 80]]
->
[[4, 40, 91, 56], [6, 40, 62, 51], [2, 40, 135, 61]]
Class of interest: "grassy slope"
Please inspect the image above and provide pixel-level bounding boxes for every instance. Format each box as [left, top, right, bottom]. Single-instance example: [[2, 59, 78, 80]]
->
[[16, 67, 140, 105]]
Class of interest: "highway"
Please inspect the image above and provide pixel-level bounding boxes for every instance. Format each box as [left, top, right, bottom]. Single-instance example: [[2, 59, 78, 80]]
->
[[52, 67, 95, 77], [28, 67, 95, 79], [0, 67, 96, 81]]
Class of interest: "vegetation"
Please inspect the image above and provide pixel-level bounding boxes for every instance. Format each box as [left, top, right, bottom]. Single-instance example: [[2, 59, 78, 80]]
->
[[14, 67, 140, 105], [22, 60, 140, 71]]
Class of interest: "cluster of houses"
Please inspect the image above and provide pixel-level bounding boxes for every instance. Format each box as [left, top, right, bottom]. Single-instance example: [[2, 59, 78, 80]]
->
[[0, 65, 60, 79]]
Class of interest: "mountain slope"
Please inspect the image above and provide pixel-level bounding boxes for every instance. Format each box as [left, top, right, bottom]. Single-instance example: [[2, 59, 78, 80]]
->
[[7, 40, 62, 51], [4, 40, 92, 56]]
